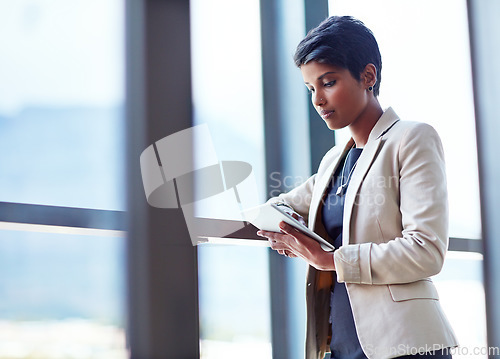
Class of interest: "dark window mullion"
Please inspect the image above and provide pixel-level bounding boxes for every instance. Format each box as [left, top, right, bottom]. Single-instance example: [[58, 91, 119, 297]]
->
[[0, 201, 125, 231]]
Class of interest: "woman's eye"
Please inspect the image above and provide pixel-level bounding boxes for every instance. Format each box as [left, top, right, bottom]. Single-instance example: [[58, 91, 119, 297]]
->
[[324, 80, 336, 87], [307, 88, 314, 94]]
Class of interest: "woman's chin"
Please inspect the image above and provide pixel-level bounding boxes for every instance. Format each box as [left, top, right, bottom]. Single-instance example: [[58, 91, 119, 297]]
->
[[324, 120, 347, 131]]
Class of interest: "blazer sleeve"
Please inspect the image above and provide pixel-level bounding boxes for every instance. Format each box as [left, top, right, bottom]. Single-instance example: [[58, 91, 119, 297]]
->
[[334, 123, 449, 285]]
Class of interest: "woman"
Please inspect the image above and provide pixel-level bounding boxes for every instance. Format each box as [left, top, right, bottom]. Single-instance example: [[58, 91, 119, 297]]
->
[[257, 16, 458, 359]]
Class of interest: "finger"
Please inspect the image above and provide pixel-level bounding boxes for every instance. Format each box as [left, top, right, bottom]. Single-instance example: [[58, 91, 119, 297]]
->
[[278, 222, 321, 251], [267, 238, 283, 251], [258, 230, 286, 239], [284, 250, 298, 258], [289, 212, 306, 225], [269, 240, 290, 251], [257, 230, 278, 237], [279, 222, 315, 242], [279, 221, 301, 236]]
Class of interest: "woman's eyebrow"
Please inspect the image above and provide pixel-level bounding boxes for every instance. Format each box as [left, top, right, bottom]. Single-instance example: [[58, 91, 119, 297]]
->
[[304, 71, 338, 85], [318, 71, 337, 80]]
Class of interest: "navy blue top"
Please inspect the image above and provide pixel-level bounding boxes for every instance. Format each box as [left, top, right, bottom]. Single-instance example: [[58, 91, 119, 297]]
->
[[322, 148, 366, 359]]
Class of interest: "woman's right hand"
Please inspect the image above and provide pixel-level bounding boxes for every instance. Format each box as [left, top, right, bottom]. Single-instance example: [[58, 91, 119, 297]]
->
[[257, 222, 335, 271]]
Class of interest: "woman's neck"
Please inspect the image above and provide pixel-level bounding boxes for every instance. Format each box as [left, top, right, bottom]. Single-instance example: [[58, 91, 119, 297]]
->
[[349, 98, 383, 148]]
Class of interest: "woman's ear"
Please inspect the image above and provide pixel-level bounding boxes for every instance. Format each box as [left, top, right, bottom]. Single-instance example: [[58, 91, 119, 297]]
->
[[362, 63, 377, 88]]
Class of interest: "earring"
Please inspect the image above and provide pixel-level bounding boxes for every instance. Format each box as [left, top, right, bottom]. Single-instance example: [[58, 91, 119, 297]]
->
[[368, 86, 373, 92]]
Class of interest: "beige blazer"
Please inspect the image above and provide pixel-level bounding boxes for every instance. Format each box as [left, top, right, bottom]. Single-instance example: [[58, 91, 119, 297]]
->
[[272, 108, 458, 359]]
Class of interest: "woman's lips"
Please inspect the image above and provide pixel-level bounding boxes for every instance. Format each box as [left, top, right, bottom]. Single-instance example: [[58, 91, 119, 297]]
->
[[320, 110, 334, 119]]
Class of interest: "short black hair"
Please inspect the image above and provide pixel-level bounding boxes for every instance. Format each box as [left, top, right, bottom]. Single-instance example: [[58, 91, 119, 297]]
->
[[294, 16, 382, 96]]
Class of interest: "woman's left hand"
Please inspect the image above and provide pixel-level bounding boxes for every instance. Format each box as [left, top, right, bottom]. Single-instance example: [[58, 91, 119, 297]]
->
[[257, 221, 336, 271]]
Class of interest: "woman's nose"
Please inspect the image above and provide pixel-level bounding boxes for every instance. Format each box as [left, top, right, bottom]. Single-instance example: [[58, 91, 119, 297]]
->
[[312, 91, 325, 107]]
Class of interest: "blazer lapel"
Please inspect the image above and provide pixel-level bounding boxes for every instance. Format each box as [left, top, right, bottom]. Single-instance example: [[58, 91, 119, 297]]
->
[[309, 139, 354, 231], [342, 107, 400, 245], [342, 138, 383, 245]]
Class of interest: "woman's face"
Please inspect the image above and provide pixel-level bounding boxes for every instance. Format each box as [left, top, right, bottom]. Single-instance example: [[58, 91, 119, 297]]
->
[[301, 61, 370, 131]]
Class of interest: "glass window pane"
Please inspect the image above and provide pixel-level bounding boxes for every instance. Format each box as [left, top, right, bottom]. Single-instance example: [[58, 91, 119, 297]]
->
[[0, 1, 127, 357], [434, 252, 486, 358], [198, 246, 271, 359], [329, 0, 481, 239], [190, 0, 271, 357], [0, 0, 125, 210], [0, 229, 127, 358]]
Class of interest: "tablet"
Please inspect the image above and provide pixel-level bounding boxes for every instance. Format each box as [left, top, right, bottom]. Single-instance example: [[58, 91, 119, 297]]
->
[[241, 203, 335, 252]]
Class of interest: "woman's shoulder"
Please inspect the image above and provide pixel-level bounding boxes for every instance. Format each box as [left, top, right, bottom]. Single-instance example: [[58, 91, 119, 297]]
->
[[380, 108, 441, 140], [393, 119, 439, 133], [390, 119, 442, 146], [386, 119, 445, 161]]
